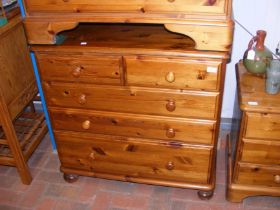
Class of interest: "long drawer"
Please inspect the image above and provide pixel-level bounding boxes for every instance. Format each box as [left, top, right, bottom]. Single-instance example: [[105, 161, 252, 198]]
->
[[236, 163, 280, 187], [49, 108, 216, 145], [36, 53, 122, 85], [24, 0, 228, 16], [240, 138, 280, 166], [244, 112, 280, 141], [55, 131, 213, 184], [125, 56, 222, 91], [43, 82, 219, 119]]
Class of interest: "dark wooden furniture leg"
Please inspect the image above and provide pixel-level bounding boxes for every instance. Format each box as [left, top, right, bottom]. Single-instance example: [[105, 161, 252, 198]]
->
[[63, 173, 79, 183], [198, 190, 214, 200]]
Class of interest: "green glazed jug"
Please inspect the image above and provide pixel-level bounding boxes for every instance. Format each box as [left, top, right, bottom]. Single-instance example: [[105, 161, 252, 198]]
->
[[243, 30, 273, 74]]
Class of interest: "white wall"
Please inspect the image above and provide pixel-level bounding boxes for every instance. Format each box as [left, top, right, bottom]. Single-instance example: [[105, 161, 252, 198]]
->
[[222, 0, 280, 118]]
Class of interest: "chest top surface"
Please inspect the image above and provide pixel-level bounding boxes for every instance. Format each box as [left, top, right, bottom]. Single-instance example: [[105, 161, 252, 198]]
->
[[237, 62, 280, 114]]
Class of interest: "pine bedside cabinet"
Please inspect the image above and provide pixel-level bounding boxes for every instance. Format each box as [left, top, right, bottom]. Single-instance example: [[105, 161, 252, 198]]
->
[[227, 62, 280, 202]]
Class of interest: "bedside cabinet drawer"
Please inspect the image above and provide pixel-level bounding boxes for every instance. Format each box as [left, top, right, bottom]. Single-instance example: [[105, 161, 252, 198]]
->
[[36, 53, 122, 85], [244, 112, 280, 141], [50, 108, 216, 145], [43, 82, 219, 119], [236, 163, 280, 187], [125, 56, 222, 91], [55, 131, 212, 185], [240, 139, 280, 165]]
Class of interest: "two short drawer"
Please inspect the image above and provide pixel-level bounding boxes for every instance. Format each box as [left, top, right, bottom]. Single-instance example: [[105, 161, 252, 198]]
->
[[49, 107, 216, 145], [37, 53, 222, 91], [55, 130, 212, 185]]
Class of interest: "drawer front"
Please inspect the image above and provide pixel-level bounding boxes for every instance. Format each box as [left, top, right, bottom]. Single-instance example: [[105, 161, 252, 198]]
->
[[43, 82, 219, 119], [244, 112, 280, 141], [55, 131, 212, 184], [25, 0, 227, 15], [236, 163, 280, 187], [125, 56, 222, 91], [36, 53, 122, 85], [50, 108, 216, 145], [240, 139, 280, 165]]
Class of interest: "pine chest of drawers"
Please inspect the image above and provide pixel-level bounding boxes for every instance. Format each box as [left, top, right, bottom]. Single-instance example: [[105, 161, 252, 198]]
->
[[227, 62, 280, 202], [23, 0, 233, 199]]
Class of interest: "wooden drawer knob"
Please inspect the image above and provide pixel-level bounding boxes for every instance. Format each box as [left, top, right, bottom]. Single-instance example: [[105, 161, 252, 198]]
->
[[166, 100, 176, 112], [207, 0, 216, 5], [165, 72, 175, 83], [166, 128, 176, 138], [197, 71, 207, 80], [166, 161, 175, 170], [274, 175, 280, 184], [78, 94, 87, 105], [72, 66, 82, 78], [167, 0, 175, 2], [82, 120, 91, 130]]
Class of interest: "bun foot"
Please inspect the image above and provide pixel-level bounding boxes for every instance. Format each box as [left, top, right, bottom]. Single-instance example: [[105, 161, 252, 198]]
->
[[198, 190, 214, 200], [63, 173, 79, 183]]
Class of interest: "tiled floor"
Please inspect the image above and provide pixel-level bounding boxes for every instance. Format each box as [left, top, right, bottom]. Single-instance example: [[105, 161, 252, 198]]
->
[[0, 130, 279, 210]]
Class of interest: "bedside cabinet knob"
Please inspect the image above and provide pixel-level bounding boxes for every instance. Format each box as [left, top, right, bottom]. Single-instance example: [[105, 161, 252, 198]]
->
[[197, 71, 207, 80], [166, 100, 176, 112], [166, 128, 176, 138], [165, 72, 175, 83], [166, 161, 175, 170], [72, 66, 82, 78], [274, 175, 280, 184], [207, 0, 216, 5], [78, 94, 87, 105], [82, 120, 91, 130]]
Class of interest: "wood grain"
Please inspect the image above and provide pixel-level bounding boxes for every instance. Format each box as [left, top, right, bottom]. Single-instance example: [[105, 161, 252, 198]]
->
[[22, 0, 233, 51], [240, 138, 280, 165], [42, 82, 219, 119], [24, 0, 228, 15], [125, 55, 222, 91], [29, 0, 232, 195], [36, 53, 122, 85], [0, 17, 37, 120], [227, 61, 280, 202], [49, 107, 216, 145], [0, 12, 47, 185], [236, 62, 280, 114], [55, 130, 213, 184], [244, 112, 280, 140], [236, 163, 280, 187]]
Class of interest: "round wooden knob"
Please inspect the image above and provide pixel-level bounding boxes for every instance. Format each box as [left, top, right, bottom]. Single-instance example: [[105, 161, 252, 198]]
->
[[166, 100, 176, 112], [89, 152, 95, 160], [72, 66, 81, 78], [166, 128, 176, 138], [197, 71, 206, 80], [274, 175, 280, 184], [166, 161, 175, 170], [82, 120, 91, 130], [167, 0, 175, 2], [165, 72, 175, 83], [207, 0, 216, 5], [78, 94, 87, 105]]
